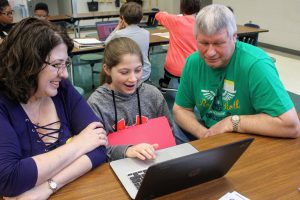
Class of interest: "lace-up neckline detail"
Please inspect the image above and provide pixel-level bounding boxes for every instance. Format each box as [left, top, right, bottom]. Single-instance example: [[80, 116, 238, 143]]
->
[[33, 120, 61, 151]]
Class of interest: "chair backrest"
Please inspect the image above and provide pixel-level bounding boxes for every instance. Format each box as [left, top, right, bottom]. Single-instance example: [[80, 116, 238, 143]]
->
[[237, 23, 260, 46], [146, 8, 159, 27]]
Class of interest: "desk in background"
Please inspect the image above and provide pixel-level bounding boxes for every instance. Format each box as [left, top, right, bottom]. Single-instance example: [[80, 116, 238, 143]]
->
[[71, 24, 268, 55], [71, 28, 168, 56], [48, 15, 72, 23], [50, 133, 300, 200], [68, 10, 157, 38], [237, 24, 268, 34], [69, 28, 168, 84], [70, 25, 268, 84]]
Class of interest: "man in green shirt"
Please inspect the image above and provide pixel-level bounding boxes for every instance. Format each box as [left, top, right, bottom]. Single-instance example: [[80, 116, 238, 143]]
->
[[173, 4, 300, 143]]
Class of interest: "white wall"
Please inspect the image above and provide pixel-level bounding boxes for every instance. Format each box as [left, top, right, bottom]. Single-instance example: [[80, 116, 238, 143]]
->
[[28, 0, 59, 15], [213, 0, 300, 51], [9, 0, 29, 21], [72, 0, 182, 27], [58, 0, 72, 15], [156, 0, 180, 13]]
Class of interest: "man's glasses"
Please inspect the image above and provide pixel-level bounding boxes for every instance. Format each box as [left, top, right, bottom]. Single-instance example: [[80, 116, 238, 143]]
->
[[0, 10, 14, 16], [44, 57, 72, 75]]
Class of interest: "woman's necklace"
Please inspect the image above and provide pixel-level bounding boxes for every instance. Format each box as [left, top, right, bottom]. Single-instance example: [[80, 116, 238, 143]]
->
[[22, 98, 43, 125], [34, 102, 42, 125]]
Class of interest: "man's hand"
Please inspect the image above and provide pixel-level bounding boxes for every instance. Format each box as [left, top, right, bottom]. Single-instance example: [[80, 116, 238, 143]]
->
[[204, 116, 233, 137]]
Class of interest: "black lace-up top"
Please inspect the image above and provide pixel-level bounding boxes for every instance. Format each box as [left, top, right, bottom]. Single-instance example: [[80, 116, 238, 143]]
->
[[33, 121, 61, 152]]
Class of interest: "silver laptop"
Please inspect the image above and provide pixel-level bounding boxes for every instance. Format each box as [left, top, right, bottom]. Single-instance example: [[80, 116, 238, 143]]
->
[[110, 138, 254, 200]]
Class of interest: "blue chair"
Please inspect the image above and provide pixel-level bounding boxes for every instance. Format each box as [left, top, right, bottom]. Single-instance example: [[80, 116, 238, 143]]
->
[[79, 53, 103, 89]]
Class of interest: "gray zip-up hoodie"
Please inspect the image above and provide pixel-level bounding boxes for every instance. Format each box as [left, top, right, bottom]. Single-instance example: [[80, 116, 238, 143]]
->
[[87, 83, 174, 161]]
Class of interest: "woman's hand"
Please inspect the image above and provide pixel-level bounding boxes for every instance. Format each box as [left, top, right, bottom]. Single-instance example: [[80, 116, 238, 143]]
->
[[3, 182, 52, 200], [125, 143, 159, 160], [71, 122, 107, 154]]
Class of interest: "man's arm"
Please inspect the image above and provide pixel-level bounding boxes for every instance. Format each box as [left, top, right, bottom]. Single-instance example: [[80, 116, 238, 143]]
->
[[207, 107, 300, 138], [173, 103, 208, 139]]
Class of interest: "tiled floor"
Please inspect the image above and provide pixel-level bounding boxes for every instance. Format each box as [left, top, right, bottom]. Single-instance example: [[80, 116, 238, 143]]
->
[[263, 48, 300, 95], [263, 48, 300, 111]]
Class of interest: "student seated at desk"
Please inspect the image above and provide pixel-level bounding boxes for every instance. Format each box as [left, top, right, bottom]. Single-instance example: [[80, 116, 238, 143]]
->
[[34, 2, 49, 20], [0, 0, 13, 43], [104, 2, 151, 82], [0, 18, 107, 198], [88, 37, 175, 161], [155, 0, 200, 88], [34, 2, 68, 29], [173, 4, 300, 143]]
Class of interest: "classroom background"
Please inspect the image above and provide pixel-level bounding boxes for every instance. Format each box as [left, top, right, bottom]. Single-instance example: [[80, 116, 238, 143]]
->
[[9, 0, 300, 111]]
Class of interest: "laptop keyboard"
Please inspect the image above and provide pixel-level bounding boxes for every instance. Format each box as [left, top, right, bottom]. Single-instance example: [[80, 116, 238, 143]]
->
[[127, 169, 147, 189]]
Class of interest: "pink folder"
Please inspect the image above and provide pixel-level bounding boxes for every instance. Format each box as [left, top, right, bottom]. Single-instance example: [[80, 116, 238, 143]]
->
[[107, 116, 176, 150]]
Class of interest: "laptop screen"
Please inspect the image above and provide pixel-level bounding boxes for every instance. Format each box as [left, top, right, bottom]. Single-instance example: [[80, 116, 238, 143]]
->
[[96, 21, 118, 41]]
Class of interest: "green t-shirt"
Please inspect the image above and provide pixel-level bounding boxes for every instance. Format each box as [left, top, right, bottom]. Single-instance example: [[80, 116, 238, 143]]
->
[[175, 41, 294, 128]]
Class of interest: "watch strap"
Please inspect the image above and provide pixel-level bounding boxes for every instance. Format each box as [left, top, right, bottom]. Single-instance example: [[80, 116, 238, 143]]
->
[[231, 115, 240, 132]]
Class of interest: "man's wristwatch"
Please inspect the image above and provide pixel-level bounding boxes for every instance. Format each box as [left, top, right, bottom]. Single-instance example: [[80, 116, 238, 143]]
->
[[231, 115, 240, 132], [47, 178, 58, 193]]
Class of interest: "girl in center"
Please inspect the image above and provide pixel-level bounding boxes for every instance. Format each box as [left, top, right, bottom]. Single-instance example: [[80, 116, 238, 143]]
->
[[88, 37, 175, 161]]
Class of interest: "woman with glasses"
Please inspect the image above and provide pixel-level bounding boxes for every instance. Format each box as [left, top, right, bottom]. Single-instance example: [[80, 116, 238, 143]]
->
[[0, 0, 13, 42], [0, 18, 107, 198]]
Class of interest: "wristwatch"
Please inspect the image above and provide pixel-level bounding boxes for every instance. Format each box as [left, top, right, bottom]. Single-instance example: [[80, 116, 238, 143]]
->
[[231, 115, 240, 132], [47, 178, 58, 193]]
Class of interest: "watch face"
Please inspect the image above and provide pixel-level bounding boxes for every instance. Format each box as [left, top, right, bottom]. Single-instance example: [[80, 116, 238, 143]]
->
[[232, 115, 239, 121], [50, 181, 57, 189]]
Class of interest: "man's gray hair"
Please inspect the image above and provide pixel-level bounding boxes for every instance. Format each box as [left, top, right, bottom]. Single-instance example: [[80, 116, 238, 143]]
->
[[194, 4, 237, 38]]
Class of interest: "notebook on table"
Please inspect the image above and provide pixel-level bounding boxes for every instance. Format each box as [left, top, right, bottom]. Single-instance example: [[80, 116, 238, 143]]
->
[[95, 20, 118, 42], [110, 138, 254, 200], [73, 38, 103, 49]]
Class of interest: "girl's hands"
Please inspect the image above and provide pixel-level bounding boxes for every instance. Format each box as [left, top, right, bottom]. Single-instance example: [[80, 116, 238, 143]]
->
[[126, 143, 159, 160]]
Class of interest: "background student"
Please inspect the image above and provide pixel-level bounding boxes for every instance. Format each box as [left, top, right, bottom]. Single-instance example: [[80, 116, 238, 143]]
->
[[34, 2, 49, 20], [0, 0, 13, 43], [0, 18, 107, 198], [104, 2, 151, 82], [173, 4, 300, 142], [33, 2, 69, 29], [88, 37, 175, 161], [155, 0, 200, 88]]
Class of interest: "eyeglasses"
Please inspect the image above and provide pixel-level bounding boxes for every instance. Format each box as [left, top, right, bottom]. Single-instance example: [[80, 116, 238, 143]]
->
[[44, 57, 72, 75], [0, 10, 14, 16]]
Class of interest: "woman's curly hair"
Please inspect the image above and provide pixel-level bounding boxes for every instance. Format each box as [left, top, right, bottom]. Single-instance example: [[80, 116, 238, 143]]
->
[[0, 17, 73, 103]]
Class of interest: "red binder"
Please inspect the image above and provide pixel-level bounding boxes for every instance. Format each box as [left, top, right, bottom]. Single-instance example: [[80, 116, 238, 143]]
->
[[107, 116, 176, 150]]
